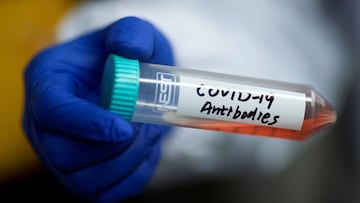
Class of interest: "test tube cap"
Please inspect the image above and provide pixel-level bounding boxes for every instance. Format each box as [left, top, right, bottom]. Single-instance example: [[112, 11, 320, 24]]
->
[[100, 54, 140, 121]]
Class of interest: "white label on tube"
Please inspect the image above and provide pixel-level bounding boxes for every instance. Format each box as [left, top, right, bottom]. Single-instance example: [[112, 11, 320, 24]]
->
[[177, 76, 306, 130]]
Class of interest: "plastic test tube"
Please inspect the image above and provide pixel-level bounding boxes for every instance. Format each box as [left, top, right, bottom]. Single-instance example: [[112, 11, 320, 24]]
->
[[100, 54, 337, 141]]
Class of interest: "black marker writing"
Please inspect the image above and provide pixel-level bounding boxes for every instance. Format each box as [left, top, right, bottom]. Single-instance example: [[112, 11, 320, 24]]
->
[[200, 101, 279, 125], [196, 84, 276, 109]]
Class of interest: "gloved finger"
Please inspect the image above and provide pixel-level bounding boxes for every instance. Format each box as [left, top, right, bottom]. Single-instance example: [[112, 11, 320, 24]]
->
[[26, 24, 133, 142], [64, 124, 164, 195], [31, 71, 133, 142], [41, 130, 134, 172], [106, 16, 174, 65], [95, 145, 161, 203]]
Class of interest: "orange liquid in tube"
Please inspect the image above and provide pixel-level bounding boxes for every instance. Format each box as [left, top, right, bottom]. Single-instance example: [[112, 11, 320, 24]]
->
[[187, 104, 336, 140], [101, 54, 337, 141]]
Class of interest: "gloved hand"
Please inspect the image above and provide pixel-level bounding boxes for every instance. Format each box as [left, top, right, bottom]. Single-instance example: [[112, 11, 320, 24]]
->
[[22, 16, 174, 203]]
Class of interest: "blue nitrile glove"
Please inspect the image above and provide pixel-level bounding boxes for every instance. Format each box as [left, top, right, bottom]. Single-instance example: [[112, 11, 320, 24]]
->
[[22, 16, 174, 203]]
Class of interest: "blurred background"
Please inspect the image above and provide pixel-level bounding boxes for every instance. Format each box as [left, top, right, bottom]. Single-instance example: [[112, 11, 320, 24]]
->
[[0, 0, 359, 202], [0, 0, 80, 201]]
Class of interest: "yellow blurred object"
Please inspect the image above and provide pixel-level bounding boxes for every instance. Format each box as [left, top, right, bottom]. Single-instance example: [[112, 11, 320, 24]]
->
[[0, 0, 76, 182]]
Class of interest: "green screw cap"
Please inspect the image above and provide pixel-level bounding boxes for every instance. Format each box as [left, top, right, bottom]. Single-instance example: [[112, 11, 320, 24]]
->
[[101, 54, 140, 121]]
